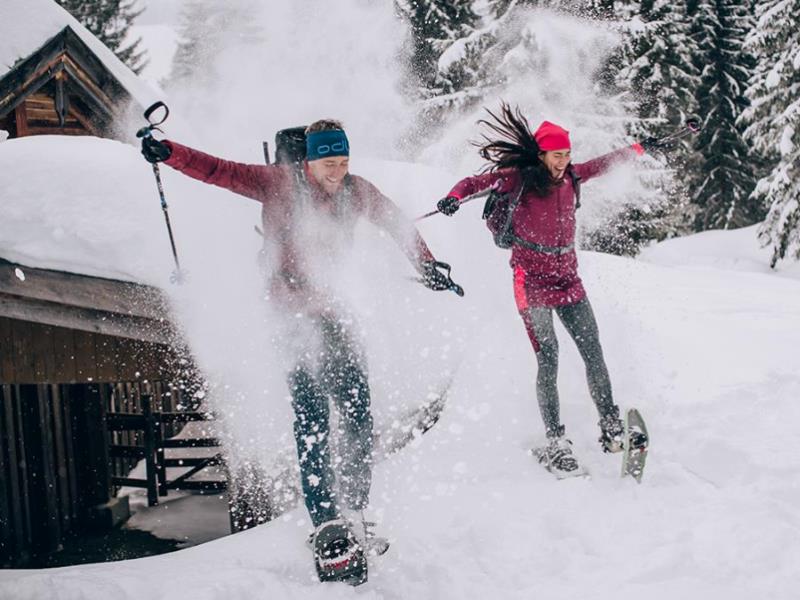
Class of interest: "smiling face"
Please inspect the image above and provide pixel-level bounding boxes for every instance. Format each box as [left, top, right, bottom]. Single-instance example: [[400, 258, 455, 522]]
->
[[307, 155, 350, 195], [540, 149, 572, 180]]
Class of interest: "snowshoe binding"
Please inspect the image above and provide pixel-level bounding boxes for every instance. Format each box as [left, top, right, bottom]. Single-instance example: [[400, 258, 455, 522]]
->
[[312, 519, 367, 586], [343, 509, 390, 557], [598, 407, 626, 453], [532, 429, 588, 479]]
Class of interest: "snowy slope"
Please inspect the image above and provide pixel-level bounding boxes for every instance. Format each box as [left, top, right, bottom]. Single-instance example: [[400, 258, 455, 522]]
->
[[2, 0, 799, 594], [1, 135, 799, 599]]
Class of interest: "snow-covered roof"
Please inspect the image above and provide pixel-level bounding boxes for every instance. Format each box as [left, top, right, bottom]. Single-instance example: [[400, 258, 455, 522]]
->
[[1, 0, 159, 109]]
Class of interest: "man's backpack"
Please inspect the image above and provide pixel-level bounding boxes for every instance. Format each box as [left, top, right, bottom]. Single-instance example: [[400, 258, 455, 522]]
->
[[274, 126, 307, 165], [481, 167, 582, 249], [264, 126, 307, 166]]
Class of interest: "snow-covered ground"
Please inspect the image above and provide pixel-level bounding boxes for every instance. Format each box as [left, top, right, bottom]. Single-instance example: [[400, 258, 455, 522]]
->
[[1, 133, 799, 599], [2, 1, 799, 597]]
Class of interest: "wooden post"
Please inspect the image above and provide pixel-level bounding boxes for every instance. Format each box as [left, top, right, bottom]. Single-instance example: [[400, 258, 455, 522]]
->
[[50, 386, 72, 535], [0, 385, 14, 565], [69, 384, 112, 527], [36, 384, 62, 551], [18, 384, 59, 559], [142, 393, 158, 506], [155, 407, 167, 497], [14, 103, 29, 138], [54, 73, 69, 128], [0, 385, 31, 566], [9, 385, 33, 564], [59, 385, 80, 529]]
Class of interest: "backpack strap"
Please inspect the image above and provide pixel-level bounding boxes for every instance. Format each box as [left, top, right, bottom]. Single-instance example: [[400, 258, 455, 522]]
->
[[493, 183, 525, 249], [568, 165, 581, 209]]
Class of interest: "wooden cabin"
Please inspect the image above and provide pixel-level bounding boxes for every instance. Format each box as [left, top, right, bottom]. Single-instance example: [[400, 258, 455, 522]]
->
[[0, 258, 203, 568], [0, 25, 150, 140], [0, 5, 208, 568]]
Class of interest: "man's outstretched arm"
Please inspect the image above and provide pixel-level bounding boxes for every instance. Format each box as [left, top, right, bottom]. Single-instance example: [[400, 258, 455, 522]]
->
[[355, 176, 462, 294], [142, 137, 286, 203]]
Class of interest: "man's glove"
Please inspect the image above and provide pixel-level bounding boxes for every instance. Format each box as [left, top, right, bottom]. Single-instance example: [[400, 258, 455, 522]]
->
[[437, 196, 460, 216], [141, 136, 172, 163], [420, 260, 464, 296]]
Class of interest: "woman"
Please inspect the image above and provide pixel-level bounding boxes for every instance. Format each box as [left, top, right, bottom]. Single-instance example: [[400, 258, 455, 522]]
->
[[438, 103, 651, 477]]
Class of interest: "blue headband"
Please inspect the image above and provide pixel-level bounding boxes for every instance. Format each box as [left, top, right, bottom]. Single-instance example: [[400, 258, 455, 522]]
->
[[306, 130, 350, 161]]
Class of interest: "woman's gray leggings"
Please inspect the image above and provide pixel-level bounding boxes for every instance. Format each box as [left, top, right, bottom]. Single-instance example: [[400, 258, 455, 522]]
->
[[525, 298, 616, 438]]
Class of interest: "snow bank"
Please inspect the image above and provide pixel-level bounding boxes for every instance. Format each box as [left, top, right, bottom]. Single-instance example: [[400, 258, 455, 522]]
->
[[2, 234, 799, 599], [640, 225, 800, 280]]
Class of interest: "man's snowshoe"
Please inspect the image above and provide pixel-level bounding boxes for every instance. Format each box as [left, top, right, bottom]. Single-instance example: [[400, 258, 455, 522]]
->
[[531, 435, 588, 479], [621, 408, 649, 483], [312, 519, 367, 586], [343, 509, 390, 557]]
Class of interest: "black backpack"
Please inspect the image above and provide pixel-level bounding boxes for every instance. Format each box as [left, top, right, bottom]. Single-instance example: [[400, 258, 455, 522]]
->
[[274, 126, 307, 165], [264, 126, 308, 166], [482, 167, 582, 249]]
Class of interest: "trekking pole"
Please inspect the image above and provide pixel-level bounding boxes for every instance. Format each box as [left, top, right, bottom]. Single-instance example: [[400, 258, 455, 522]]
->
[[646, 118, 702, 146], [415, 188, 494, 222], [136, 101, 186, 284]]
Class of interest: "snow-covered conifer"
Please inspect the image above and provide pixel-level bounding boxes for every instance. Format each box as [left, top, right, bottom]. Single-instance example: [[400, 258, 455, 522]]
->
[[55, 0, 147, 74], [395, 0, 480, 94], [169, 0, 262, 88], [612, 0, 700, 142], [689, 0, 760, 231], [593, 0, 701, 241], [742, 0, 800, 266]]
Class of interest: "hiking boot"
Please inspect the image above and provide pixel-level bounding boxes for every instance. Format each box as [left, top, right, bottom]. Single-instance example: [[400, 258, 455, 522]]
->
[[598, 408, 625, 453], [342, 508, 390, 556], [533, 435, 584, 478], [311, 519, 367, 585]]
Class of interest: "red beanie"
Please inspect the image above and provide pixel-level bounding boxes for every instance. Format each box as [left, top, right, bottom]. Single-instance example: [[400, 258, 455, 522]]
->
[[534, 121, 571, 151]]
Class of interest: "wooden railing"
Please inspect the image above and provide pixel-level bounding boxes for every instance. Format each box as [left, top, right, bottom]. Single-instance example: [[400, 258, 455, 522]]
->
[[106, 393, 227, 506]]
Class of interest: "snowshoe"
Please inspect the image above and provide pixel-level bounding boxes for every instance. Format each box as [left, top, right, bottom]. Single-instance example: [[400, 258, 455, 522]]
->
[[343, 508, 390, 557], [531, 435, 588, 479], [621, 408, 649, 483], [311, 519, 367, 586]]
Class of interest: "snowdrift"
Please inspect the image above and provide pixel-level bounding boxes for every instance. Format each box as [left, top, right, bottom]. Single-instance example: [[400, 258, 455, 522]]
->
[[1, 135, 799, 599]]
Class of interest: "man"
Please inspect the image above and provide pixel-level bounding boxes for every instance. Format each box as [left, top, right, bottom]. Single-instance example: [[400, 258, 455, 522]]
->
[[142, 120, 459, 583]]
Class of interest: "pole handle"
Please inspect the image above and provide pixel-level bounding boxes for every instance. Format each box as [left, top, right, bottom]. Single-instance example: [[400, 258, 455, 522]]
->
[[144, 101, 169, 126]]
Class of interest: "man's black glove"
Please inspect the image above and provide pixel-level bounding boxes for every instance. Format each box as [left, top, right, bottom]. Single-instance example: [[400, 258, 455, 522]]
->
[[420, 260, 464, 296], [141, 136, 172, 163], [437, 196, 460, 216]]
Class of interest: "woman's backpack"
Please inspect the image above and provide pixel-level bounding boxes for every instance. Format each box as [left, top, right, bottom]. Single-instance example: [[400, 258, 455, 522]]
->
[[481, 167, 582, 249]]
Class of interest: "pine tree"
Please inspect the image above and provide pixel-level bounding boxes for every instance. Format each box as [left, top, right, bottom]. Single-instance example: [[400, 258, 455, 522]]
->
[[613, 0, 700, 143], [742, 0, 800, 267], [395, 0, 480, 93], [169, 0, 221, 86], [688, 0, 760, 231], [55, 0, 147, 74], [169, 0, 262, 88], [596, 0, 702, 241]]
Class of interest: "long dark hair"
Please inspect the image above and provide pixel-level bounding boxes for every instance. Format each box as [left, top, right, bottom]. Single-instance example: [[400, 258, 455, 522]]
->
[[474, 102, 554, 196]]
